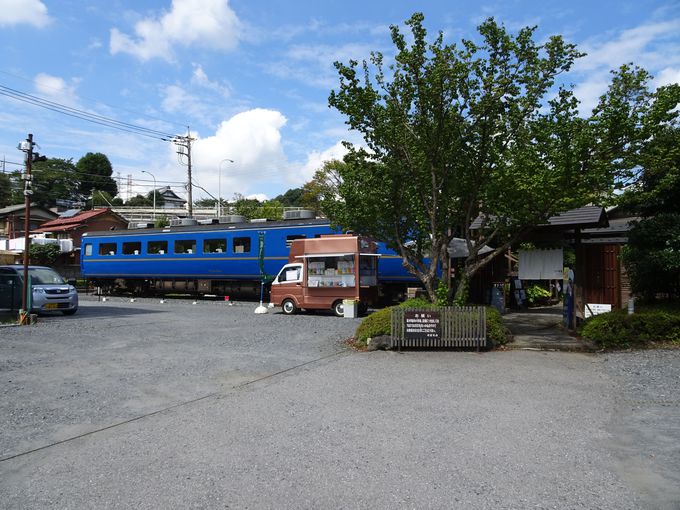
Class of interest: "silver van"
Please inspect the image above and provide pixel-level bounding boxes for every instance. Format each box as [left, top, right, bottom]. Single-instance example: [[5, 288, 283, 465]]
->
[[0, 265, 78, 315]]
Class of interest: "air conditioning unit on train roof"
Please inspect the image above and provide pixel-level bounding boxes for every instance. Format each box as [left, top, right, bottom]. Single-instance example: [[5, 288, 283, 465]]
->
[[283, 209, 315, 220], [170, 218, 199, 227], [218, 215, 246, 224], [127, 222, 155, 229]]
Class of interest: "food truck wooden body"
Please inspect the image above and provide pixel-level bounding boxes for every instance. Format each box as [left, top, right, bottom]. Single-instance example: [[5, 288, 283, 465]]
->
[[269, 235, 379, 316]]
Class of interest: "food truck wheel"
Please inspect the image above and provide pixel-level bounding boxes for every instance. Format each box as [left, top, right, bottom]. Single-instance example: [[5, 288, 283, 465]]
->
[[282, 299, 298, 315], [332, 300, 344, 317]]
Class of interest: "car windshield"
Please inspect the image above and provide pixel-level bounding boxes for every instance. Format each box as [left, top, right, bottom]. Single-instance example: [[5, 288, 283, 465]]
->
[[29, 268, 66, 285]]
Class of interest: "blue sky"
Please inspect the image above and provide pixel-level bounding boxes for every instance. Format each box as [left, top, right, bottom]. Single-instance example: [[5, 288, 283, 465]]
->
[[1, 0, 679, 204]]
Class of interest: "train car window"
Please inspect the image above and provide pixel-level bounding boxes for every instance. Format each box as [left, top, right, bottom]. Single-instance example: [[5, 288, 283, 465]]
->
[[99, 242, 117, 256], [285, 234, 306, 248], [233, 237, 251, 253], [84, 244, 92, 256], [175, 239, 196, 254], [204, 238, 226, 254], [148, 240, 167, 255], [122, 241, 142, 255]]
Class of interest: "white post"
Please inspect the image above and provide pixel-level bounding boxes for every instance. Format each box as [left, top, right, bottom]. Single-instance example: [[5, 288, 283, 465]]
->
[[142, 170, 157, 220], [219, 159, 234, 218]]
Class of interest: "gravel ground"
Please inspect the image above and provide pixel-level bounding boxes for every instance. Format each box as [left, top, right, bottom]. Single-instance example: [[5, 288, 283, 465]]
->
[[600, 350, 680, 510], [0, 296, 678, 509]]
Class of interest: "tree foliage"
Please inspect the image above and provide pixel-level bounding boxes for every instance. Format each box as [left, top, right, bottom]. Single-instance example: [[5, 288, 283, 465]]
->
[[327, 13, 624, 300], [76, 152, 117, 197], [29, 243, 61, 266], [618, 83, 680, 299], [0, 172, 14, 207], [26, 158, 80, 207], [274, 187, 305, 207], [621, 214, 680, 299], [302, 160, 343, 215]]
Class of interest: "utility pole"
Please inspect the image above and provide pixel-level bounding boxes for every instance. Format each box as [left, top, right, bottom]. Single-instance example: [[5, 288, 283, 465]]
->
[[174, 127, 195, 218], [19, 134, 34, 325]]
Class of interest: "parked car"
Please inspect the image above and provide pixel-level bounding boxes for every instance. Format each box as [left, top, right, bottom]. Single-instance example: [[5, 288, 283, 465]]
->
[[0, 265, 78, 315]]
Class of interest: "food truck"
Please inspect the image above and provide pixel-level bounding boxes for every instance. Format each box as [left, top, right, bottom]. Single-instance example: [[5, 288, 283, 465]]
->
[[270, 234, 379, 316]]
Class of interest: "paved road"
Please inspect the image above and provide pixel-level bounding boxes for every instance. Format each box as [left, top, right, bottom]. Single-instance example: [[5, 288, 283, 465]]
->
[[1, 297, 678, 509]]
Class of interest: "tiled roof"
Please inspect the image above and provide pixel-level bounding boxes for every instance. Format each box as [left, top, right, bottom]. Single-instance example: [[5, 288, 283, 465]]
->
[[33, 208, 124, 232], [471, 206, 608, 230], [544, 205, 608, 228]]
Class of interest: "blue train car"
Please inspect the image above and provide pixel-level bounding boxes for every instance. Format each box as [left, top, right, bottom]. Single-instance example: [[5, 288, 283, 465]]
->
[[81, 217, 418, 300]]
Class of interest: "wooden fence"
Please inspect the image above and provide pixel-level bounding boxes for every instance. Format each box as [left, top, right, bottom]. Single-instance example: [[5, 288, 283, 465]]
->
[[390, 306, 487, 350]]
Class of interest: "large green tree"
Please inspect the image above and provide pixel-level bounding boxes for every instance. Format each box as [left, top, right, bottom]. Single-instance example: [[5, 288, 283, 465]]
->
[[0, 172, 14, 207], [327, 13, 641, 301], [76, 152, 117, 198], [274, 187, 305, 207], [302, 160, 343, 215], [619, 83, 680, 299], [24, 158, 80, 207]]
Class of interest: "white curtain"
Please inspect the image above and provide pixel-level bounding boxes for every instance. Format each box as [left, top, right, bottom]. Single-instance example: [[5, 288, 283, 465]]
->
[[518, 249, 564, 280]]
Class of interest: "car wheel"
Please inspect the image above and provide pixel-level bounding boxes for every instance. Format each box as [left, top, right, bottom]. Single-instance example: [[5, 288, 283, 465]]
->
[[332, 300, 344, 317], [62, 309, 77, 315], [282, 299, 298, 315]]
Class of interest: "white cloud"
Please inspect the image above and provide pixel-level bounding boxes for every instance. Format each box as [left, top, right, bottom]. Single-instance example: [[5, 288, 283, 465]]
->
[[572, 18, 680, 115], [577, 20, 680, 72], [191, 64, 232, 97], [34, 73, 81, 107], [264, 42, 381, 89], [0, 0, 50, 28], [190, 109, 288, 198], [110, 0, 241, 62], [655, 67, 680, 87], [300, 141, 348, 183]]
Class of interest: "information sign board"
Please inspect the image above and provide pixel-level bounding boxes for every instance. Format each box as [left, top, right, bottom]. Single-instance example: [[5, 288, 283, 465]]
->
[[404, 310, 441, 340]]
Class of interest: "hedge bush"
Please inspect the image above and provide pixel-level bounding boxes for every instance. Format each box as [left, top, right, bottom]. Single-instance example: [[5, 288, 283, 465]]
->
[[485, 306, 510, 347], [353, 300, 510, 349], [580, 307, 680, 349]]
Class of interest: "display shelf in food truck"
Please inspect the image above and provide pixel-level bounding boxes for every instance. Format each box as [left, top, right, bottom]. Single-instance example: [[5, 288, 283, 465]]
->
[[270, 235, 379, 316]]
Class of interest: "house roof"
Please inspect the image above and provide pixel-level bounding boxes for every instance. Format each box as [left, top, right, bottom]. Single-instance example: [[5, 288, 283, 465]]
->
[[0, 203, 59, 219], [158, 187, 186, 203], [33, 208, 127, 233], [470, 205, 608, 231], [543, 205, 608, 228]]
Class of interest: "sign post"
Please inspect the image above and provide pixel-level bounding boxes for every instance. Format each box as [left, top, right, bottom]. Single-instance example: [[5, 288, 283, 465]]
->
[[402, 310, 441, 351]]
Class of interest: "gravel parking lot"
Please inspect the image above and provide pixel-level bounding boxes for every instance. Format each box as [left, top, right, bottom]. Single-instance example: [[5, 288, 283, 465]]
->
[[1, 296, 678, 509]]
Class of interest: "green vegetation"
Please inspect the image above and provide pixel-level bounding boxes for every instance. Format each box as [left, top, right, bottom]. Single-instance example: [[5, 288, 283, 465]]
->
[[353, 298, 509, 349], [29, 243, 61, 266], [525, 284, 551, 306], [580, 302, 680, 349], [324, 12, 671, 303]]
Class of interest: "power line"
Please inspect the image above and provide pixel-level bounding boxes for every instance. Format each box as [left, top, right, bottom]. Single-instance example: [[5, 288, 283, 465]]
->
[[0, 69, 186, 131], [0, 84, 178, 141]]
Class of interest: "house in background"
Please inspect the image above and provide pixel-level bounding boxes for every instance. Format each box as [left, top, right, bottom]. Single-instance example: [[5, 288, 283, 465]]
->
[[158, 186, 187, 209], [32, 208, 129, 277], [0, 203, 58, 239], [33, 208, 129, 249]]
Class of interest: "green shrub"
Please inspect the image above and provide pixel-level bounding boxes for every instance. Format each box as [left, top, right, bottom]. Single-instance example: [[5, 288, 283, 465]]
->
[[525, 284, 551, 306], [354, 307, 392, 347], [398, 297, 434, 308], [485, 306, 510, 347], [352, 300, 511, 349], [580, 308, 680, 349], [435, 280, 451, 307]]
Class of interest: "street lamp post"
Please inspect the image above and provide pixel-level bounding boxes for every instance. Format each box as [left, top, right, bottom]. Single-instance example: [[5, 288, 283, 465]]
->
[[218, 159, 234, 218], [141, 170, 157, 220]]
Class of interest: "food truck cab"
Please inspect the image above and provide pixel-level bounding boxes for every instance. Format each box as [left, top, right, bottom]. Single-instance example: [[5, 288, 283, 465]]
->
[[270, 235, 379, 316]]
